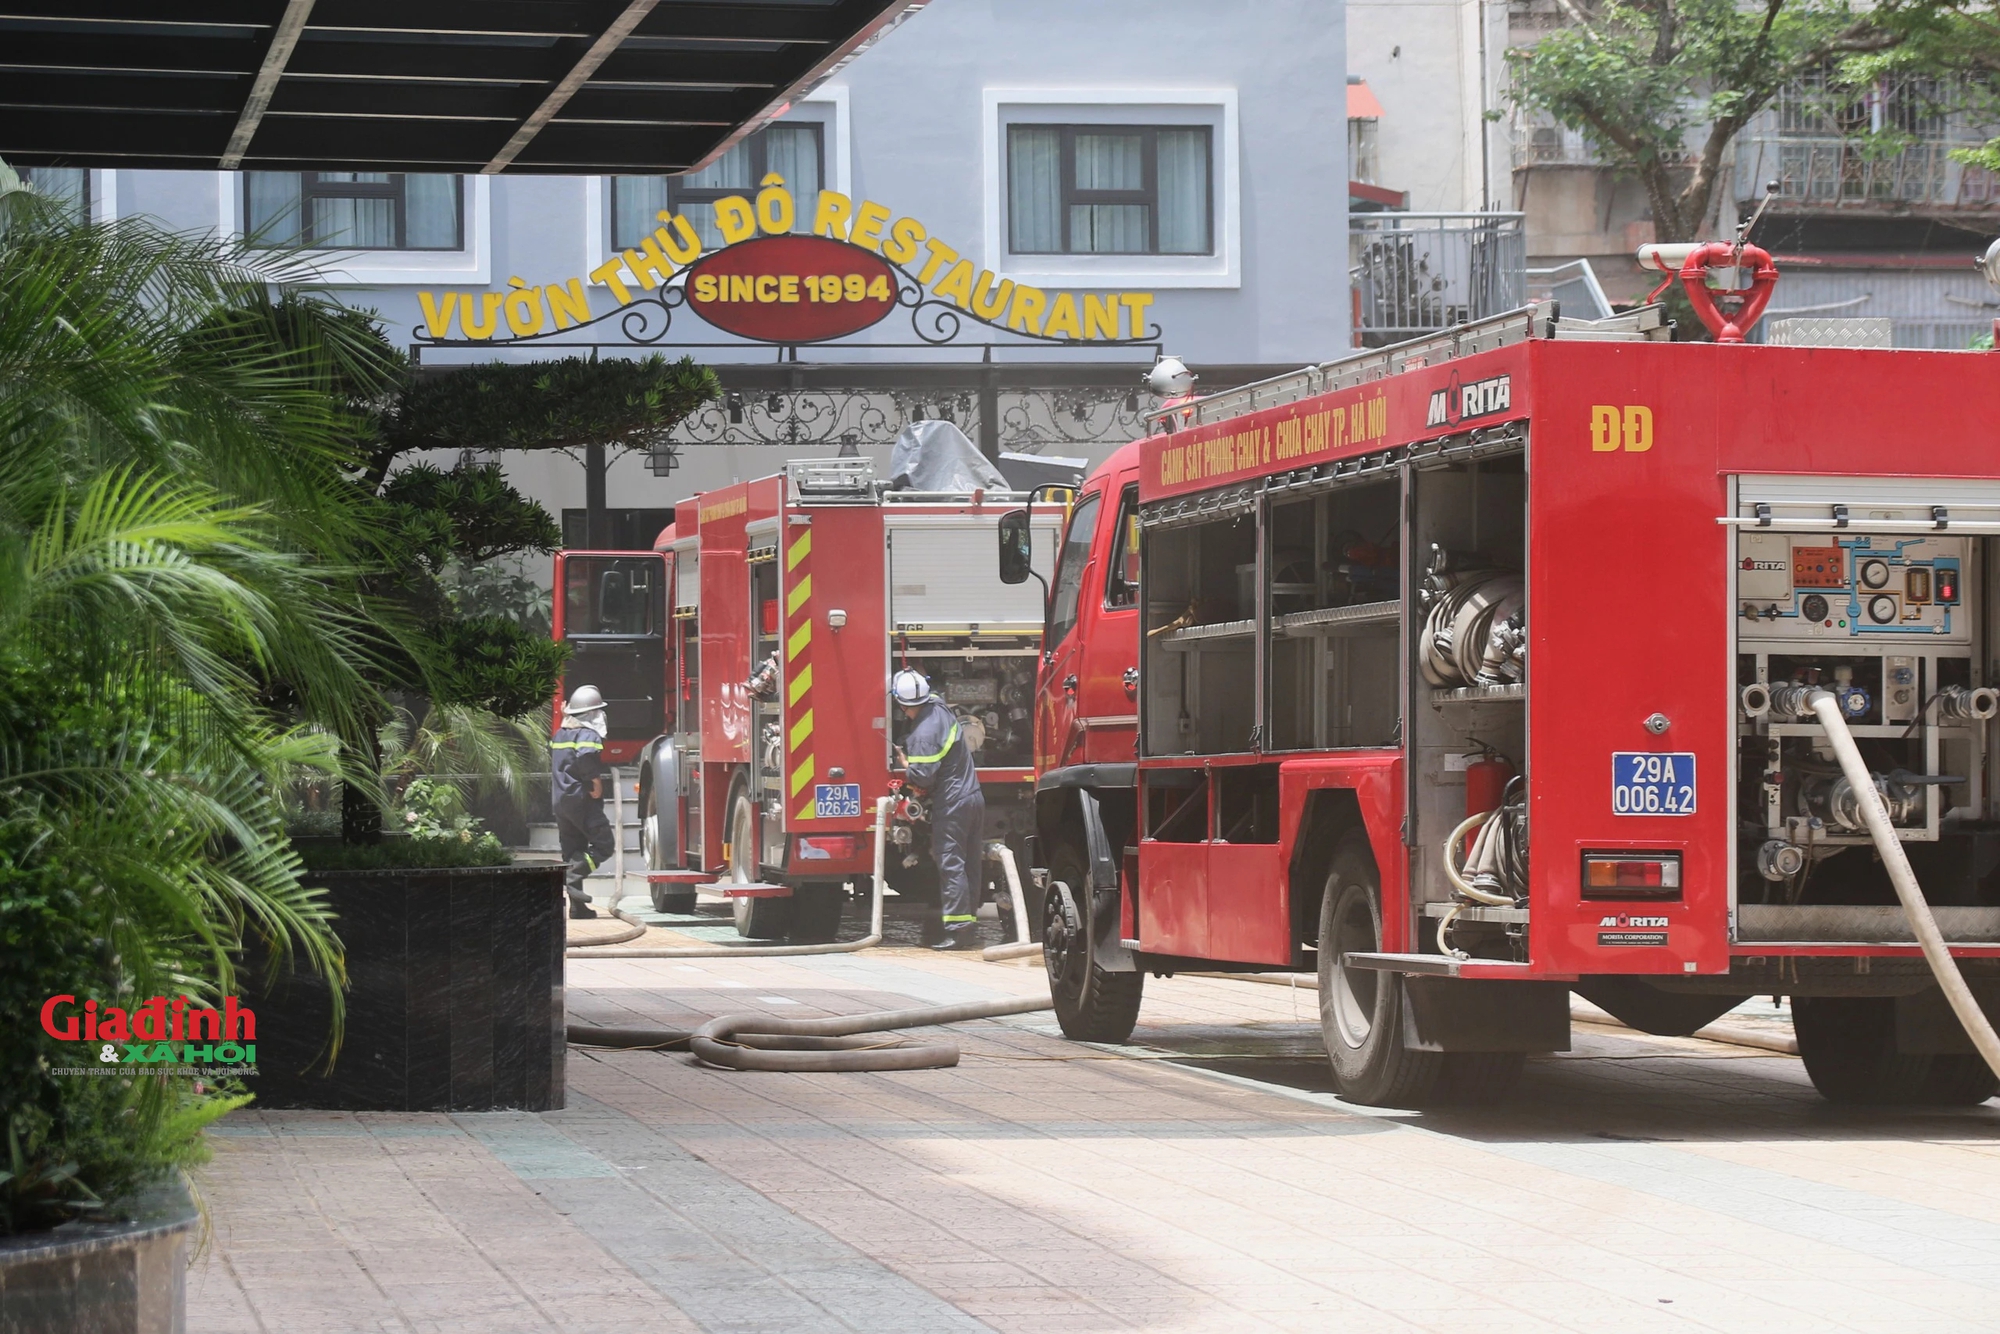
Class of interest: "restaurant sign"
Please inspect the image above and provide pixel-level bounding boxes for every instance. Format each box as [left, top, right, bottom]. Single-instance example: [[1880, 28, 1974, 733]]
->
[[415, 175, 1160, 348]]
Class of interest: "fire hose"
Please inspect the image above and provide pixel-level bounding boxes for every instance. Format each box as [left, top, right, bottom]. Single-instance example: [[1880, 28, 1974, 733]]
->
[[568, 995, 1053, 1072], [1775, 685, 2000, 1081]]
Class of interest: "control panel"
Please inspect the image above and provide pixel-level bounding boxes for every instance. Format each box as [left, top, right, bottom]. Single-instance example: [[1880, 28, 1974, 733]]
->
[[1738, 533, 1967, 643]]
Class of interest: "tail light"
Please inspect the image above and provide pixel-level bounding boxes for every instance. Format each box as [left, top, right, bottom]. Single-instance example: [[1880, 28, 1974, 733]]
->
[[796, 835, 857, 862], [1581, 850, 1682, 899]]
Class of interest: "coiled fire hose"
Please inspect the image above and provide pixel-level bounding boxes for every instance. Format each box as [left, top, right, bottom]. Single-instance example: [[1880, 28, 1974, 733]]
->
[[568, 995, 1054, 1072], [1419, 568, 1525, 688], [1785, 686, 2000, 1081], [1438, 781, 1528, 958]]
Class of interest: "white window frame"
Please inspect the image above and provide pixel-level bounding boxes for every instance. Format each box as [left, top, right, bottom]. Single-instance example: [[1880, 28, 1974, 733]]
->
[[215, 172, 491, 286], [90, 169, 118, 223], [587, 88, 850, 282], [983, 88, 1239, 289]]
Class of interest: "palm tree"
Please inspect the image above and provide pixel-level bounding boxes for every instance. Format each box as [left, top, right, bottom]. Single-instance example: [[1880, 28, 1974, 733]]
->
[[0, 165, 391, 1229]]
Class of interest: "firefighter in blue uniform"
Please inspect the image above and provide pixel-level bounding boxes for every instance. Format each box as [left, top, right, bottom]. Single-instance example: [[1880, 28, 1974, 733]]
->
[[551, 685, 615, 919], [892, 669, 985, 950]]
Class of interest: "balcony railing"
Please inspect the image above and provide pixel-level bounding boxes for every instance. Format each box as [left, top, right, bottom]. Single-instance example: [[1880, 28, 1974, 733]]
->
[[1350, 212, 1527, 346], [1737, 132, 1999, 208]]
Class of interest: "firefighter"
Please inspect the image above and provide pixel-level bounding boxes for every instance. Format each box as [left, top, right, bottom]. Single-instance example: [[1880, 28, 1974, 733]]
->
[[551, 685, 615, 920], [891, 668, 985, 950]]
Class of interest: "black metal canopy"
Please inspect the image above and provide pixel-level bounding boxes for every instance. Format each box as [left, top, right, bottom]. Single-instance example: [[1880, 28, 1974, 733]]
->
[[0, 0, 918, 175]]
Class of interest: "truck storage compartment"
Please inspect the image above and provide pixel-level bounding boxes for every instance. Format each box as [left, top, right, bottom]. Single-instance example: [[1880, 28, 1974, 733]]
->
[[1406, 447, 1528, 961], [1265, 479, 1402, 751], [1141, 507, 1258, 756], [887, 515, 1053, 632], [1729, 479, 1999, 942]]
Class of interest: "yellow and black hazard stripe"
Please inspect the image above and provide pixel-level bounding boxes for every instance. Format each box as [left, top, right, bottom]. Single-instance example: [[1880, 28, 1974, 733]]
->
[[784, 525, 818, 820]]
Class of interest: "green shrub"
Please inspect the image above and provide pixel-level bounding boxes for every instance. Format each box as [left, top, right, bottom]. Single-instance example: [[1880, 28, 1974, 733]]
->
[[296, 833, 511, 871]]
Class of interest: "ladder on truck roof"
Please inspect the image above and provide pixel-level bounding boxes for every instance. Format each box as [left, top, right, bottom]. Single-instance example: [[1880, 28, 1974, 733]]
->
[[1147, 301, 1670, 433]]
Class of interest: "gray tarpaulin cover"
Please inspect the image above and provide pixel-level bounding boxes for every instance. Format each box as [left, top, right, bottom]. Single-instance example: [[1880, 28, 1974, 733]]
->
[[887, 420, 1007, 492]]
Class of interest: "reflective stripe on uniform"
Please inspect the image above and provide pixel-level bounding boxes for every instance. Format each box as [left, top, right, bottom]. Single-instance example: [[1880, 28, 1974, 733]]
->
[[942, 914, 977, 923], [904, 721, 959, 765], [550, 740, 602, 751]]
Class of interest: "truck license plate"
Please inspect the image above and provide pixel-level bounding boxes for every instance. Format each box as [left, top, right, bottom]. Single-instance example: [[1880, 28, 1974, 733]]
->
[[1612, 752, 1696, 816], [814, 783, 861, 819]]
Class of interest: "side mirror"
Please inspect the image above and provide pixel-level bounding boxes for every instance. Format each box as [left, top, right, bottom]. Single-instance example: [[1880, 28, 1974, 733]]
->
[[997, 508, 1033, 585]]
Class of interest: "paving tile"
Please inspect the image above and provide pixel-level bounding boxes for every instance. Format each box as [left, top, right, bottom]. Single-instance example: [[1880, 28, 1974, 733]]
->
[[189, 945, 2000, 1333]]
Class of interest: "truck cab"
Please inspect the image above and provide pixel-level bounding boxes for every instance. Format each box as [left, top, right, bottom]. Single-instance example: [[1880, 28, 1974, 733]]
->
[[1037, 441, 1143, 774]]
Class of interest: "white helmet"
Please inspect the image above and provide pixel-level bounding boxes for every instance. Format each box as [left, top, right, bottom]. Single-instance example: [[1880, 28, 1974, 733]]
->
[[890, 669, 931, 706], [565, 684, 605, 712]]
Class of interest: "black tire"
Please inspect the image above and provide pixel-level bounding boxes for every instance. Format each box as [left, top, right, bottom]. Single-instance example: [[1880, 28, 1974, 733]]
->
[[649, 884, 699, 916], [725, 780, 793, 939], [789, 883, 845, 943], [1919, 1054, 2000, 1106], [1794, 996, 1930, 1105], [1317, 838, 1443, 1106], [642, 782, 698, 915], [1043, 839, 1142, 1043]]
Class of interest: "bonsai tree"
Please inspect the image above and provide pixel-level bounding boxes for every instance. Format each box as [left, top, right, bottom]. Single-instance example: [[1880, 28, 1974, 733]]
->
[[303, 325, 718, 842]]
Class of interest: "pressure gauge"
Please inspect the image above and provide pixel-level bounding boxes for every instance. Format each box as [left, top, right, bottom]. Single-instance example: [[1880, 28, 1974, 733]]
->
[[1859, 558, 1891, 589], [1800, 593, 1829, 622], [1867, 593, 1898, 623]]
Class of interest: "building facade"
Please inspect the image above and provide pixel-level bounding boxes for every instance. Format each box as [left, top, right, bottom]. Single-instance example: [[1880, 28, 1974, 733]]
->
[[24, 0, 1348, 543]]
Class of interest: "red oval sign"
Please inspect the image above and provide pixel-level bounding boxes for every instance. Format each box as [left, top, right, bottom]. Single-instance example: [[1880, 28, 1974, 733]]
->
[[684, 234, 898, 343]]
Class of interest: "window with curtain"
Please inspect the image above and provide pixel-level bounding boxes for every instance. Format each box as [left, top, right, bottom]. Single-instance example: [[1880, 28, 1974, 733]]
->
[[610, 123, 823, 252], [243, 173, 463, 250], [1007, 124, 1212, 256], [18, 167, 89, 222]]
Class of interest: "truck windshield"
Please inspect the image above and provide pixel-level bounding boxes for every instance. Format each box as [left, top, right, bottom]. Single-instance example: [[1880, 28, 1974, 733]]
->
[[1048, 492, 1102, 645]]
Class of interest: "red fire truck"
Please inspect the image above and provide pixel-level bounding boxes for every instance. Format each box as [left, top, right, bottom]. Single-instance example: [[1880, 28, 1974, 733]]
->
[[554, 458, 1059, 941], [1002, 303, 2000, 1106]]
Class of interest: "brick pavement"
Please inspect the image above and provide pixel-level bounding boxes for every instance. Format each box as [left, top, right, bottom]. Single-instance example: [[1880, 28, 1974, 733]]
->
[[189, 943, 2000, 1333]]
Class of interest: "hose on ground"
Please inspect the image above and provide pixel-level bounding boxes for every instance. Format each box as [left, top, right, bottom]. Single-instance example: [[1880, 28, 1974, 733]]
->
[[1805, 688, 2000, 1081], [567, 995, 1053, 1071]]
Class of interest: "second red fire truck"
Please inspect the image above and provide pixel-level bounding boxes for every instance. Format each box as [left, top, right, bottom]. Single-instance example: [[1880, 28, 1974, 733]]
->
[[1002, 301, 2000, 1107], [555, 457, 1060, 941]]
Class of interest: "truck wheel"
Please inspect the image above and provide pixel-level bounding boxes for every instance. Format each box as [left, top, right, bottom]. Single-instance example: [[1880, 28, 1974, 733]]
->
[[1794, 996, 1929, 1105], [1318, 838, 1442, 1106], [726, 781, 793, 939], [789, 883, 845, 944], [1918, 1055, 1999, 1106], [1043, 842, 1142, 1043], [645, 789, 697, 916]]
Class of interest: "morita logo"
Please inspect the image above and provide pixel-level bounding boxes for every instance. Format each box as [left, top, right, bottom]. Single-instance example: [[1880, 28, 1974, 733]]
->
[[1598, 914, 1670, 928], [1425, 373, 1512, 430]]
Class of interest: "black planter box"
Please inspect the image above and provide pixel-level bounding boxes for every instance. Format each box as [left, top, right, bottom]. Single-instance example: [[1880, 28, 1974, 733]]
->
[[245, 864, 566, 1112], [0, 1179, 197, 1333]]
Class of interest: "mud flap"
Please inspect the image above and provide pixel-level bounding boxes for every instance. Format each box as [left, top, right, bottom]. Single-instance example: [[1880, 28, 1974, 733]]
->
[[1076, 789, 1134, 972], [1401, 977, 1571, 1053]]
